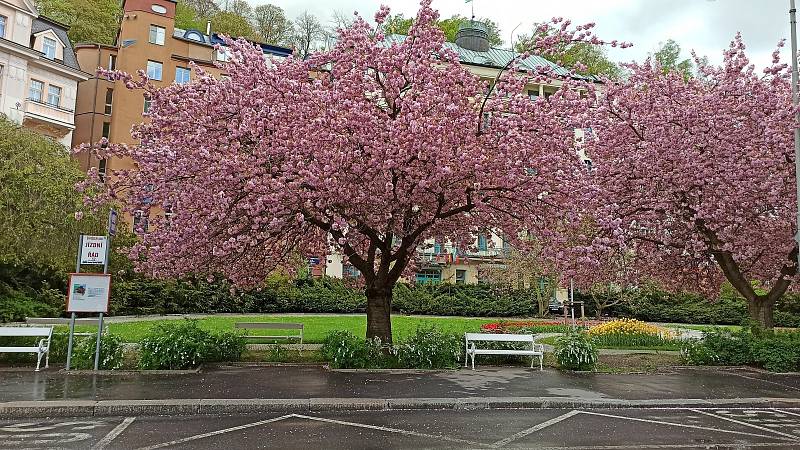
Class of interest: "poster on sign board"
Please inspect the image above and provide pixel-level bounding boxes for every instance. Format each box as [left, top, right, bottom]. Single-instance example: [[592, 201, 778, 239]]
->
[[66, 273, 111, 313], [80, 235, 107, 265]]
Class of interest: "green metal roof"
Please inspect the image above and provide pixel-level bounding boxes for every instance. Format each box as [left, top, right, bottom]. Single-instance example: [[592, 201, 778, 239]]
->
[[385, 34, 598, 82]]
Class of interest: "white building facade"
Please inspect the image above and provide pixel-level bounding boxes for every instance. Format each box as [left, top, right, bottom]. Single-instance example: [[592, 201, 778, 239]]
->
[[0, 0, 87, 146]]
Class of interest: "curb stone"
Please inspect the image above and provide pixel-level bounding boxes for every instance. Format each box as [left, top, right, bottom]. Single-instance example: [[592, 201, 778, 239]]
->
[[2, 397, 800, 418]]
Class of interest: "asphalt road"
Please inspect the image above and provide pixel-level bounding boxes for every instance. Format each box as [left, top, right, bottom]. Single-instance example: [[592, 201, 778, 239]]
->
[[2, 407, 800, 449]]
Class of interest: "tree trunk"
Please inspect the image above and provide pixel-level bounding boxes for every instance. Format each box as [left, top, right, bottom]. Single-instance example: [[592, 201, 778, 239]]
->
[[747, 297, 775, 331], [365, 284, 393, 344]]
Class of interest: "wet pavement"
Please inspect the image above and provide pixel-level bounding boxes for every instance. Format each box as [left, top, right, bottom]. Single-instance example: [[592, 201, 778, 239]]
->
[[0, 365, 798, 403], [2, 407, 800, 449]]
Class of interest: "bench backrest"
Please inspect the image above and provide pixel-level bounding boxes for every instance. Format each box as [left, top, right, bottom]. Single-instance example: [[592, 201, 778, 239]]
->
[[465, 332, 534, 343], [26, 317, 101, 326], [235, 322, 304, 330], [0, 327, 53, 338]]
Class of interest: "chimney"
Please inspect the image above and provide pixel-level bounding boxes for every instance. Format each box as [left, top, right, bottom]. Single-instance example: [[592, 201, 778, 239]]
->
[[455, 20, 490, 52], [206, 20, 212, 35]]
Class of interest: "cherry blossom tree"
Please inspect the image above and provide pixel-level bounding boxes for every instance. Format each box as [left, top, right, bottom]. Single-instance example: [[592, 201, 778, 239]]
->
[[579, 35, 798, 329], [78, 1, 611, 342]]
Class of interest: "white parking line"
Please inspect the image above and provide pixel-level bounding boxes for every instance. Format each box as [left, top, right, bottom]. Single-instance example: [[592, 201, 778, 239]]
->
[[690, 409, 800, 440], [581, 411, 784, 440], [490, 410, 580, 448], [93, 417, 135, 450], [291, 414, 490, 447], [773, 408, 800, 417], [135, 415, 293, 450], [527, 443, 800, 449]]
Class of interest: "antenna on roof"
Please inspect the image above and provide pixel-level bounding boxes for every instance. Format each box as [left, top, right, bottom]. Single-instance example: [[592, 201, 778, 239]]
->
[[466, 0, 474, 20]]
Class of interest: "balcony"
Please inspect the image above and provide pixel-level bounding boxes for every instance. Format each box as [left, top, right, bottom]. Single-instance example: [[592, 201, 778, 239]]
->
[[23, 98, 75, 127], [21, 99, 75, 143]]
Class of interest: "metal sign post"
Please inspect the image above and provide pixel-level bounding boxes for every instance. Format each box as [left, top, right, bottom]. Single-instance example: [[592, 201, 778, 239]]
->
[[65, 235, 83, 371], [93, 213, 114, 370], [66, 214, 113, 371]]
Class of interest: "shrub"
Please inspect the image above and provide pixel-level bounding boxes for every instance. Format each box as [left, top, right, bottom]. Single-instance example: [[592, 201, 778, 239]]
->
[[138, 320, 245, 369], [553, 330, 598, 371], [393, 325, 463, 369], [71, 333, 125, 370], [681, 329, 800, 372], [320, 330, 390, 369], [751, 332, 800, 372]]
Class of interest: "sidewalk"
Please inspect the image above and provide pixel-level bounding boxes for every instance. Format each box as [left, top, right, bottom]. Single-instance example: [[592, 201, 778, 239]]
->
[[0, 364, 798, 417]]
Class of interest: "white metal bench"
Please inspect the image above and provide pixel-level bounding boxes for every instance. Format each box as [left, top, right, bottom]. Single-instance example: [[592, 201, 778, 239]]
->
[[464, 332, 544, 370], [0, 326, 53, 371], [26, 317, 99, 337], [235, 322, 304, 344]]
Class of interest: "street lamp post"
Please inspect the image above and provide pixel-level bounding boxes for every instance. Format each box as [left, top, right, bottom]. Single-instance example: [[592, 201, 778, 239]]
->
[[791, 0, 800, 266]]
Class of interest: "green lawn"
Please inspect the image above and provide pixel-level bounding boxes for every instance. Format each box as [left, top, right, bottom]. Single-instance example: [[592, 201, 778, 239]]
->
[[666, 323, 742, 332], [62, 315, 500, 343]]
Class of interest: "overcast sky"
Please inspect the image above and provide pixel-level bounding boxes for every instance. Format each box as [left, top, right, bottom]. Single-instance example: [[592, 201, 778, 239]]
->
[[257, 0, 793, 69]]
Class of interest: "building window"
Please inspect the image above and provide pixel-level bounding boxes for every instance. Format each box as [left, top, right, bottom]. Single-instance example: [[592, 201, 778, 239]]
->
[[148, 25, 166, 45], [101, 121, 110, 139], [28, 80, 44, 102], [0, 16, 6, 38], [415, 269, 441, 284], [455, 269, 467, 285], [47, 85, 61, 107], [146, 60, 162, 80], [108, 54, 116, 70], [481, 112, 491, 131], [98, 158, 107, 182], [143, 98, 152, 113], [477, 234, 488, 251], [164, 205, 174, 226], [175, 66, 190, 84], [133, 210, 149, 234], [42, 37, 57, 59], [104, 89, 113, 114], [528, 88, 540, 100]]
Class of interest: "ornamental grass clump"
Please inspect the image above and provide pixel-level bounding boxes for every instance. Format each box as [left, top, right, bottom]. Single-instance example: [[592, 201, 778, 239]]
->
[[587, 318, 677, 348], [553, 329, 598, 371]]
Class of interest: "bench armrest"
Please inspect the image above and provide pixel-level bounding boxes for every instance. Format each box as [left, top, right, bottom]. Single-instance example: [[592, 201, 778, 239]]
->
[[533, 343, 545, 353], [38, 338, 49, 352]]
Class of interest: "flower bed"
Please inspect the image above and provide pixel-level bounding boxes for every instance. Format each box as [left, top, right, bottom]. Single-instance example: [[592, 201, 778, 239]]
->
[[480, 320, 570, 334], [587, 318, 678, 349]]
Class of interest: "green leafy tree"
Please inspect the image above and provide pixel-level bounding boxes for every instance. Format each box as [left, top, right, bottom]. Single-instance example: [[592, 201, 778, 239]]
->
[[383, 14, 412, 36], [252, 4, 293, 45], [0, 119, 103, 271], [36, 0, 121, 45], [211, 10, 255, 38], [653, 39, 693, 78], [515, 25, 621, 79], [439, 15, 503, 47], [382, 14, 503, 47], [175, 2, 207, 30]]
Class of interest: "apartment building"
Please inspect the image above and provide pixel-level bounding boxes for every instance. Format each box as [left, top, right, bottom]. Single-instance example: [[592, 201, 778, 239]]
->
[[72, 0, 292, 202], [0, 0, 88, 146]]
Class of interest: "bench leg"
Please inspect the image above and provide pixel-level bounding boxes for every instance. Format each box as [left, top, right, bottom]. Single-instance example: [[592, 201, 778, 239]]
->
[[531, 356, 535, 369], [35, 351, 43, 372], [471, 353, 475, 370], [539, 355, 543, 371], [45, 351, 50, 369]]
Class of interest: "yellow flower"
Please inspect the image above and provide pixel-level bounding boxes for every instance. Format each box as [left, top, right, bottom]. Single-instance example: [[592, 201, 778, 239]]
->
[[588, 318, 674, 338]]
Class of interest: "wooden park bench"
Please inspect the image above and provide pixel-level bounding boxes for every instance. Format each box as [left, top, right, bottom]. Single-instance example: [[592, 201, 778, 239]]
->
[[464, 332, 544, 370], [235, 322, 304, 344], [0, 326, 53, 371]]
